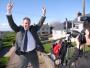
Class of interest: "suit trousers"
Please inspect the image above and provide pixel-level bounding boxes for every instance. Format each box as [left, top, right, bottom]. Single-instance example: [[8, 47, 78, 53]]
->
[[18, 50, 39, 68]]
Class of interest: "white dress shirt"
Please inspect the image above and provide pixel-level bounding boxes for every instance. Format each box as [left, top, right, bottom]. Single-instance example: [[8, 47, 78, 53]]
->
[[21, 30, 36, 52], [26, 31, 36, 52]]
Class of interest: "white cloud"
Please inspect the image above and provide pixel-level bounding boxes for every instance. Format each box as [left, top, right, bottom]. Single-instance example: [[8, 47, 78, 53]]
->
[[0, 23, 12, 31]]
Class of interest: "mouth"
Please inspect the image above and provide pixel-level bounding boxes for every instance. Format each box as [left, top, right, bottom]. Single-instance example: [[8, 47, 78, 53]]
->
[[24, 25, 29, 30], [25, 25, 27, 28]]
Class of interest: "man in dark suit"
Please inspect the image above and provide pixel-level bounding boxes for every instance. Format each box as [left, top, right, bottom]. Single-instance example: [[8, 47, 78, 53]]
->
[[6, 2, 46, 68]]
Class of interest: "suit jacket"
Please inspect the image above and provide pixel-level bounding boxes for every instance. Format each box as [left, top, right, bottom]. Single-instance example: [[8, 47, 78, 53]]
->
[[6, 15, 46, 54]]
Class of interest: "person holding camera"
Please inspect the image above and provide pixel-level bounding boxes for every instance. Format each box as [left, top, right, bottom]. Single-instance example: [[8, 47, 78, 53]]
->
[[69, 29, 86, 67]]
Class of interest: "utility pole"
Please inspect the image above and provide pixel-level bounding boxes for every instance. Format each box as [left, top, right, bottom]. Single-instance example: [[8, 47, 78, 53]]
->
[[66, 18, 68, 33], [82, 0, 86, 33], [71, 20, 74, 33], [82, 0, 85, 16]]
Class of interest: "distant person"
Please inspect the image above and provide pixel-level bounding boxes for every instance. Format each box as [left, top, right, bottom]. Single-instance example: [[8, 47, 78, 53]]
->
[[6, 2, 46, 68], [76, 30, 86, 56], [69, 29, 87, 66], [69, 13, 90, 66]]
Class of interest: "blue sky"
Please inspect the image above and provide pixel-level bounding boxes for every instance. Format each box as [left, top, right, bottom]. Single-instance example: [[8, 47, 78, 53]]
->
[[0, 0, 90, 31]]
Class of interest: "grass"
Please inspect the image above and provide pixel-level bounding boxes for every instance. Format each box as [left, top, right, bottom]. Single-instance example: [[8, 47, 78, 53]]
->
[[65, 47, 76, 62], [0, 57, 9, 68], [84, 45, 90, 52], [65, 45, 90, 60], [43, 43, 52, 53]]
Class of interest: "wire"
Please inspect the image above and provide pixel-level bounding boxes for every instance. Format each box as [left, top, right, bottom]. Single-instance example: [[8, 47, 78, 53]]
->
[[42, 0, 46, 8]]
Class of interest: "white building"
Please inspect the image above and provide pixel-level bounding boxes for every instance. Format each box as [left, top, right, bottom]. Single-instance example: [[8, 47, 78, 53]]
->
[[49, 23, 66, 40], [51, 30, 66, 40], [71, 21, 84, 32], [72, 13, 84, 33]]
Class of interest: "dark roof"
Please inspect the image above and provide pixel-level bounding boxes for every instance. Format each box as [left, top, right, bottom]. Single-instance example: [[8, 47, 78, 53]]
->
[[86, 13, 90, 17], [51, 23, 64, 30], [73, 18, 82, 24], [73, 13, 90, 23]]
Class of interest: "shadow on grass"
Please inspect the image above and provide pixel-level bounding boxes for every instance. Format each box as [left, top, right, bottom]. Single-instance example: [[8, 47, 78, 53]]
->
[[0, 47, 10, 57]]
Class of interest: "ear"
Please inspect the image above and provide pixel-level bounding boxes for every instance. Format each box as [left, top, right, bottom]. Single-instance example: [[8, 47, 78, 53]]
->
[[28, 22, 30, 25]]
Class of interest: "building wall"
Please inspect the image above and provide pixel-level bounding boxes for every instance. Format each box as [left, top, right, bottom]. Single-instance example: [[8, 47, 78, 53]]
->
[[38, 24, 50, 35], [51, 30, 66, 40]]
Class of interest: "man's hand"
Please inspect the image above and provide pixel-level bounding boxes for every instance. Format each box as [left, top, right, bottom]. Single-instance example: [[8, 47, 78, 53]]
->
[[42, 7, 46, 16], [7, 2, 13, 14]]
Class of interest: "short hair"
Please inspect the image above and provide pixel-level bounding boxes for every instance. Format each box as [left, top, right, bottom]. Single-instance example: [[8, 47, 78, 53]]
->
[[23, 17, 31, 22], [77, 12, 82, 16]]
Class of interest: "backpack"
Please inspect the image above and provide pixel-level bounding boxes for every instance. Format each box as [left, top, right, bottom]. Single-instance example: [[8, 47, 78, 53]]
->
[[78, 33, 86, 44], [53, 43, 62, 56]]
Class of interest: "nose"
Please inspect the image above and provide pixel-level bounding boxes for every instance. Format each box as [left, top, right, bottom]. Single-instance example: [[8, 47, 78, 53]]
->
[[25, 23, 28, 24]]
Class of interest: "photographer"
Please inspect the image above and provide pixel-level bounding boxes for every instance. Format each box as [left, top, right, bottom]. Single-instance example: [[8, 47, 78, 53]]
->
[[68, 30, 86, 67], [76, 30, 86, 56]]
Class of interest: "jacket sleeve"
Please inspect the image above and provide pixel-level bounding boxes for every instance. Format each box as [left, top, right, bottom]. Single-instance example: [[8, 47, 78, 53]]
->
[[35, 16, 46, 31], [6, 15, 20, 32]]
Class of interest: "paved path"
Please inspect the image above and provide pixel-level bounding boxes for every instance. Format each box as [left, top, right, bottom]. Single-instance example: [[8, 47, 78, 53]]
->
[[6, 47, 54, 68], [6, 46, 90, 68]]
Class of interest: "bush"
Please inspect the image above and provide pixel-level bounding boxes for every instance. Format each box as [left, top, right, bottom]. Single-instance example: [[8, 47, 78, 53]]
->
[[0, 32, 16, 50]]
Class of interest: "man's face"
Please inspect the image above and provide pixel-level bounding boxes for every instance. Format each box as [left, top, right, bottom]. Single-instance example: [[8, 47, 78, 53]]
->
[[23, 19, 31, 30]]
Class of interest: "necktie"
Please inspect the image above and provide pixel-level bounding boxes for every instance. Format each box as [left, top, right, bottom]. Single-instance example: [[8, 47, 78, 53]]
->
[[23, 30, 28, 52]]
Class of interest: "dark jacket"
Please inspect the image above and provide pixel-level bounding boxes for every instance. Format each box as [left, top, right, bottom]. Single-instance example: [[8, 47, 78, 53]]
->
[[6, 15, 46, 54]]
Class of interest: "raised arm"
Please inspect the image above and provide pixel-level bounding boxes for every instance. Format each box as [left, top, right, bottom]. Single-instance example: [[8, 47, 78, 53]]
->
[[6, 3, 20, 32], [35, 7, 46, 31]]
